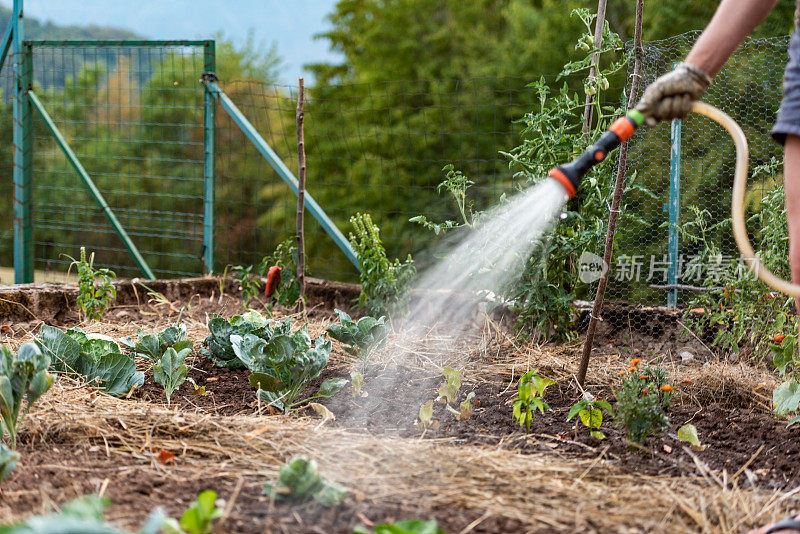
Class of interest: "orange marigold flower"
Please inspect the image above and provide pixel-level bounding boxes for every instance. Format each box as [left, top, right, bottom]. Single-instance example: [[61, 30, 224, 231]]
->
[[628, 367, 636, 373], [660, 385, 674, 392], [618, 370, 626, 375], [630, 358, 641, 366], [639, 375, 648, 380], [642, 388, 649, 395]]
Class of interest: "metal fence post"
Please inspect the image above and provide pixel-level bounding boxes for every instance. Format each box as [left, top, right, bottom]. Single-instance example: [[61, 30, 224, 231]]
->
[[667, 112, 682, 309], [202, 40, 216, 275], [12, 0, 33, 284]]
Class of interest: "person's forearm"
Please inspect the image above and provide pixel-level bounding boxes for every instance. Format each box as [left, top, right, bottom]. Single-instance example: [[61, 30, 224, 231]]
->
[[686, 0, 778, 77]]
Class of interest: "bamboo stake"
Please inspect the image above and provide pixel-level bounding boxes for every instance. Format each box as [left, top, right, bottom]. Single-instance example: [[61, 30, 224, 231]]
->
[[296, 78, 306, 308], [578, 0, 645, 387]]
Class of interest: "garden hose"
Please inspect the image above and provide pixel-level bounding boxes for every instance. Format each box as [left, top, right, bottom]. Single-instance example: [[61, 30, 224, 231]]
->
[[547, 102, 800, 299]]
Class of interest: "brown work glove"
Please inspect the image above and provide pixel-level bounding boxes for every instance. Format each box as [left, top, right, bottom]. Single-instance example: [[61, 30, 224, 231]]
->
[[635, 62, 712, 126]]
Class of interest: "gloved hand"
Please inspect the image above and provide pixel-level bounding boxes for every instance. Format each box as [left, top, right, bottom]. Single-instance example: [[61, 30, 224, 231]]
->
[[635, 62, 712, 126]]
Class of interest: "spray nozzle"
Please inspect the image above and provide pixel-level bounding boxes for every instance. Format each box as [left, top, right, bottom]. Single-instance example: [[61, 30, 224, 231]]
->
[[548, 110, 644, 199]]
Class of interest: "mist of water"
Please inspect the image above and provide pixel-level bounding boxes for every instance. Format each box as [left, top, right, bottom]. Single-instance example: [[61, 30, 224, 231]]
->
[[336, 178, 570, 425]]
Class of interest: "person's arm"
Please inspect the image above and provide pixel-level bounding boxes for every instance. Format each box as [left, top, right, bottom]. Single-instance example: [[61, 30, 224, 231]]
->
[[686, 0, 779, 76], [637, 0, 778, 124]]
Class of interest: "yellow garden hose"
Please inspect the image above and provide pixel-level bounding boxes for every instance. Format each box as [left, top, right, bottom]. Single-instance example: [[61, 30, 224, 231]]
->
[[694, 101, 800, 298]]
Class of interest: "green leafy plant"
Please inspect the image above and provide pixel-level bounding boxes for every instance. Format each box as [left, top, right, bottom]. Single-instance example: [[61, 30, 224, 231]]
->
[[0, 494, 165, 534], [0, 343, 53, 449], [680, 197, 795, 360], [769, 334, 800, 426], [350, 212, 416, 316], [258, 238, 302, 309], [677, 423, 707, 451], [410, 164, 475, 234], [326, 309, 388, 371], [405, 9, 640, 342], [162, 490, 223, 534], [353, 519, 446, 534], [120, 321, 193, 362], [265, 456, 346, 506], [153, 347, 190, 406], [231, 318, 347, 411], [68, 247, 117, 322], [350, 370, 365, 396], [512, 370, 555, 433], [452, 392, 476, 421], [231, 264, 262, 309], [0, 444, 19, 483], [417, 399, 439, 430], [202, 310, 272, 368], [567, 394, 613, 440], [437, 366, 461, 405], [614, 359, 673, 445], [35, 325, 144, 397]]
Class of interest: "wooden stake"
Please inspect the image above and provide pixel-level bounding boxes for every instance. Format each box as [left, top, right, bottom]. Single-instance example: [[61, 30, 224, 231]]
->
[[578, 0, 645, 387], [581, 0, 608, 135], [295, 78, 306, 307]]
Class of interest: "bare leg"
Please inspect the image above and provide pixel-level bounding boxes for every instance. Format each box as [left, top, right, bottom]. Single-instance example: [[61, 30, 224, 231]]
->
[[785, 135, 800, 324]]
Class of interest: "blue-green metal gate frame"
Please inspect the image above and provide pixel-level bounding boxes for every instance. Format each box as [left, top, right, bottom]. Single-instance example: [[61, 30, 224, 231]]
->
[[0, 0, 356, 282]]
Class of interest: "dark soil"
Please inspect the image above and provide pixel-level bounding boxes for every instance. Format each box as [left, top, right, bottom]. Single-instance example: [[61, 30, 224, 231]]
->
[[134, 348, 800, 493], [323, 370, 800, 491]]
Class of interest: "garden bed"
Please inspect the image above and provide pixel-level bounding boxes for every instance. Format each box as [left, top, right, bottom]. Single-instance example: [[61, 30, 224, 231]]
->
[[0, 277, 796, 533]]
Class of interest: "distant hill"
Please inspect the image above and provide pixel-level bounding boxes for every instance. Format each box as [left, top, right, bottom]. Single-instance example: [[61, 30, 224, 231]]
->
[[0, 5, 144, 40]]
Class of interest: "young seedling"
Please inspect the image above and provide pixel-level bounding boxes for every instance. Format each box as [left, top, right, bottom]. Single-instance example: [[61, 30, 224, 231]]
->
[[417, 399, 439, 430], [512, 369, 555, 434], [0, 443, 19, 483], [0, 342, 54, 449], [676, 423, 707, 451], [567, 394, 613, 440], [67, 247, 117, 322], [163, 490, 224, 534], [231, 264, 262, 309], [350, 370, 366, 397], [264, 456, 346, 506], [353, 519, 447, 534], [456, 391, 475, 421], [326, 308, 388, 372], [120, 318, 193, 362], [437, 366, 461, 405], [153, 347, 191, 406]]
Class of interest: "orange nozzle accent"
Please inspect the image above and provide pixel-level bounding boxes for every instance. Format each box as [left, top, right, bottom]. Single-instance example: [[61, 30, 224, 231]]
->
[[609, 117, 635, 141], [548, 168, 576, 198], [594, 150, 605, 161]]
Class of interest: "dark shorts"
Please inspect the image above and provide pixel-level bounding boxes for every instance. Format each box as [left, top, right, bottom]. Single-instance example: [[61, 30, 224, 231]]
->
[[773, 29, 800, 144]]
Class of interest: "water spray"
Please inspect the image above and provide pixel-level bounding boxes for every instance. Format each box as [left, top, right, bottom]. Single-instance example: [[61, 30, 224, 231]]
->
[[548, 102, 800, 299]]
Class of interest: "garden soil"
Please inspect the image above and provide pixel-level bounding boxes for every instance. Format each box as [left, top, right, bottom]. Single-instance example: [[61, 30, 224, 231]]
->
[[0, 278, 796, 533]]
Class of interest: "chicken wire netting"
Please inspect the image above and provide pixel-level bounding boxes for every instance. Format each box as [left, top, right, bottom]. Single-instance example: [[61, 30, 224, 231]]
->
[[599, 31, 791, 308]]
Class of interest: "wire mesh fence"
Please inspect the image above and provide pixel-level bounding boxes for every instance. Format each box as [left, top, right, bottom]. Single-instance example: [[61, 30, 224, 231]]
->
[[603, 32, 790, 307], [0, 31, 793, 305], [214, 77, 541, 281], [0, 42, 210, 280]]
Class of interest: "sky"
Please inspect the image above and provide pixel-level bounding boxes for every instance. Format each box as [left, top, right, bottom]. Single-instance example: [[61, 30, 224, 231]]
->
[[1, 0, 342, 83]]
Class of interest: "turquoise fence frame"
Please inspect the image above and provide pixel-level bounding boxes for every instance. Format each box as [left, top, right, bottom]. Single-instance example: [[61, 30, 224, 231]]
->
[[667, 111, 682, 309], [203, 78, 360, 270]]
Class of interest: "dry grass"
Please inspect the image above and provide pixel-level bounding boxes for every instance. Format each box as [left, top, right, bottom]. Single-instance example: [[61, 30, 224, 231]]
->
[[0, 312, 797, 533]]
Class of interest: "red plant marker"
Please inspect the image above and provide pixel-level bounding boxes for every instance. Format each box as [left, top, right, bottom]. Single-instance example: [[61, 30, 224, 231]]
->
[[265, 266, 282, 297]]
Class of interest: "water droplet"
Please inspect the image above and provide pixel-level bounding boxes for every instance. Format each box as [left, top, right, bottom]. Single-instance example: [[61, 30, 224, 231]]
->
[[560, 212, 568, 220]]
